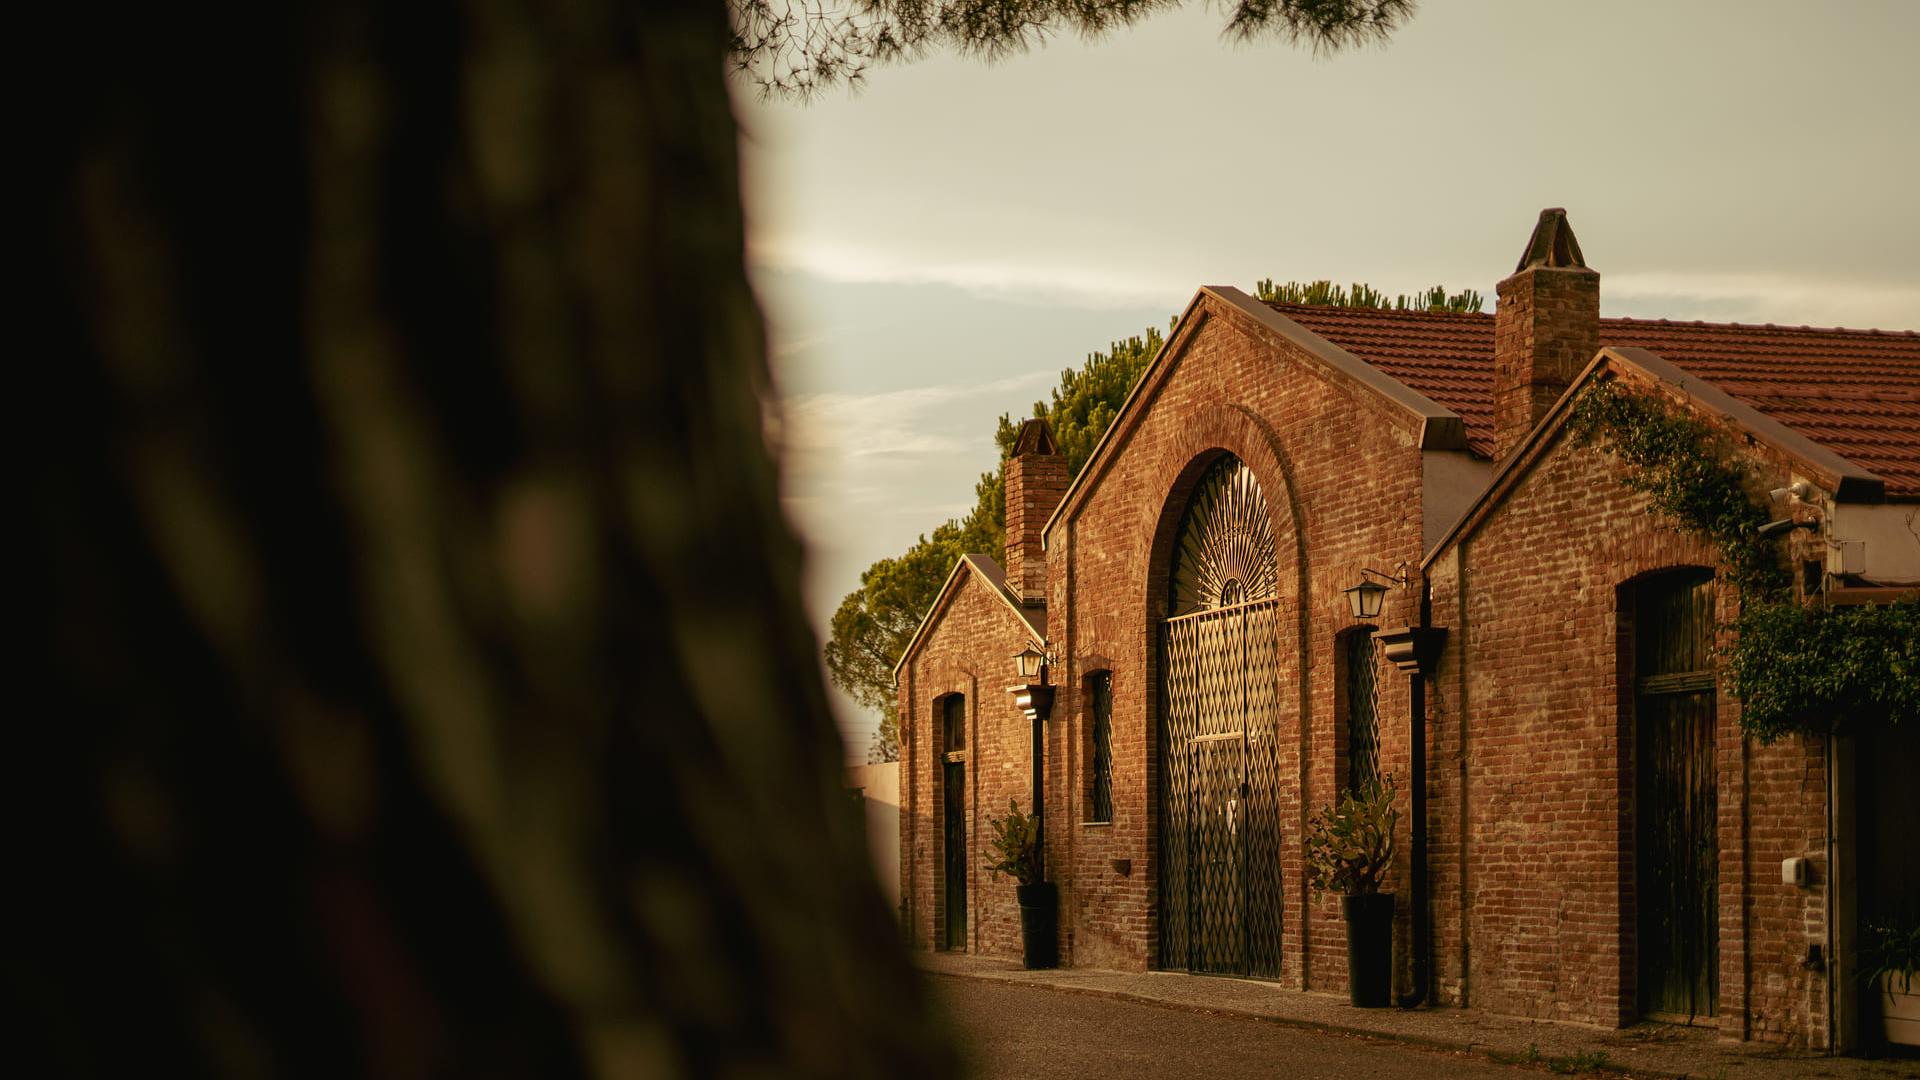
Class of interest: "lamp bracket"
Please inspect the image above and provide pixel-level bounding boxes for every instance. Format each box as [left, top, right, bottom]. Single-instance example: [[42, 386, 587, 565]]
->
[[1007, 683, 1056, 723], [1374, 625, 1447, 676], [1358, 563, 1413, 589]]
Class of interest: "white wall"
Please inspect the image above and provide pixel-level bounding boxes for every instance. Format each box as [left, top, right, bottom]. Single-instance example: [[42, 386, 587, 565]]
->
[[846, 762, 901, 911]]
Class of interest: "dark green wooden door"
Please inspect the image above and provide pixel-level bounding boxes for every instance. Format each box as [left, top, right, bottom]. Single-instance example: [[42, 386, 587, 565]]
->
[[941, 695, 967, 950], [1635, 572, 1718, 1020]]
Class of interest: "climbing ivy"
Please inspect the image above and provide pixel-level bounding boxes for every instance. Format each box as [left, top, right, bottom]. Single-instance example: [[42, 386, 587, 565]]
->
[[1566, 381, 1787, 601], [1568, 379, 1919, 742], [1723, 600, 1920, 743]]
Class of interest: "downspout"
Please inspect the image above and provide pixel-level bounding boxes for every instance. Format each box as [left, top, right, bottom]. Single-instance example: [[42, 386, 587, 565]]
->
[[1033, 707, 1046, 881], [1399, 580, 1434, 1009]]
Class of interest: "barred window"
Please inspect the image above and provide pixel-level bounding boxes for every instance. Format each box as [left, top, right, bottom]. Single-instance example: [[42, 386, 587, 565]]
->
[[1345, 630, 1379, 792], [1088, 671, 1113, 823]]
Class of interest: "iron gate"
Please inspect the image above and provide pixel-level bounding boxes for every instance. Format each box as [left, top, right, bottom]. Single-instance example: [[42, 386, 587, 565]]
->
[[1159, 454, 1284, 978]]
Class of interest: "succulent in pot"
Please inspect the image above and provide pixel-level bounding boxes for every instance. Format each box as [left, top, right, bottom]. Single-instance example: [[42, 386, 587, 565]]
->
[[1304, 777, 1399, 1007], [985, 799, 1055, 969]]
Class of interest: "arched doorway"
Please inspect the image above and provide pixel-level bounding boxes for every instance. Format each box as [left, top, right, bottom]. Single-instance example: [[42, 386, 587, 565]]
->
[[1159, 454, 1285, 977]]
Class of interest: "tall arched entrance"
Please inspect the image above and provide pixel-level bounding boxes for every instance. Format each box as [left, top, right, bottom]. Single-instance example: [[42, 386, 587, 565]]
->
[[1158, 453, 1285, 977]]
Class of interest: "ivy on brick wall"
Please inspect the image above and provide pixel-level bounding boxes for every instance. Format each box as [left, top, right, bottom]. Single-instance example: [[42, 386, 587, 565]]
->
[[1566, 380, 1787, 601], [1723, 600, 1920, 743], [1568, 379, 1919, 743]]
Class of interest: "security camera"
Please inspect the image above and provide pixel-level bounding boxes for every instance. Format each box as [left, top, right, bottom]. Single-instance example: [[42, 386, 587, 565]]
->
[[1769, 481, 1812, 503], [1755, 518, 1817, 539]]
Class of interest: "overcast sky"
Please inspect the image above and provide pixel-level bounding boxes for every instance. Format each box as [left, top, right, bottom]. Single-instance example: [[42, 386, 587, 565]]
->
[[734, 0, 1920, 758]]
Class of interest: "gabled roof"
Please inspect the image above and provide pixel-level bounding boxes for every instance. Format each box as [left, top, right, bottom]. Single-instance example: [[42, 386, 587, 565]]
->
[[890, 553, 1045, 681], [1042, 286, 1469, 544], [1422, 345, 1891, 569], [1271, 305, 1920, 497]]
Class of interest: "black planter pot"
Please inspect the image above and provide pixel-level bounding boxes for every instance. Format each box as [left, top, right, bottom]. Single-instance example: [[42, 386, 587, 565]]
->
[[1015, 882, 1058, 970], [1342, 892, 1395, 1008]]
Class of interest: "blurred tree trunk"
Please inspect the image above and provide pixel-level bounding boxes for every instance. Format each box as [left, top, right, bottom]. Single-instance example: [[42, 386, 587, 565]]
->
[[24, 2, 956, 1077]]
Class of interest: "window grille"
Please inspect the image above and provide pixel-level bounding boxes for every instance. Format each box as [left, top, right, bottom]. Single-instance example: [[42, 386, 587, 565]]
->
[[1089, 672, 1113, 822], [1346, 630, 1380, 792]]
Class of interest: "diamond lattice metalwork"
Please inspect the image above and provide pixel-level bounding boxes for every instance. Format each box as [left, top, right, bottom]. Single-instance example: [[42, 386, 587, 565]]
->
[[1159, 453, 1283, 979]]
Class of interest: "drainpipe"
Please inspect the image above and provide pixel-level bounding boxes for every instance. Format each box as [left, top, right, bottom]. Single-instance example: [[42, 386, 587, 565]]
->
[[1400, 580, 1431, 1009], [1032, 708, 1046, 880], [1377, 586, 1444, 1009]]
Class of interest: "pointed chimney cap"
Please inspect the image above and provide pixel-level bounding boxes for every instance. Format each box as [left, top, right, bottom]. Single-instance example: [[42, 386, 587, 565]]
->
[[1513, 207, 1589, 273], [1013, 417, 1058, 456]]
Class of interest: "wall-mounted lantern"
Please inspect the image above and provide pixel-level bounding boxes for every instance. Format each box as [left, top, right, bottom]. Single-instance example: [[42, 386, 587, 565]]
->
[[1343, 566, 1410, 620], [1009, 645, 1055, 724], [1013, 644, 1048, 683], [1344, 578, 1391, 620]]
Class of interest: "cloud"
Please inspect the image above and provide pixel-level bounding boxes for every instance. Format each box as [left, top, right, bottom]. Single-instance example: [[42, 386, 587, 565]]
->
[[751, 236, 1197, 311], [780, 369, 1054, 462], [1606, 271, 1920, 330]]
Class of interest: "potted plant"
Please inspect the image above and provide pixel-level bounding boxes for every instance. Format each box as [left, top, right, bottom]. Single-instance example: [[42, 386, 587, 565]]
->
[[985, 799, 1056, 969], [1865, 916, 1920, 1048], [1304, 776, 1399, 1007]]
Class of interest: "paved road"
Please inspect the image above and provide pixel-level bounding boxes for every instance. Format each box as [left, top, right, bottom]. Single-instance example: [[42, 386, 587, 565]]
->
[[930, 975, 1551, 1080]]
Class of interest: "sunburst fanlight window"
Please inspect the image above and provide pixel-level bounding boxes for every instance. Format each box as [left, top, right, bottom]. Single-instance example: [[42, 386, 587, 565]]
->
[[1168, 454, 1278, 616]]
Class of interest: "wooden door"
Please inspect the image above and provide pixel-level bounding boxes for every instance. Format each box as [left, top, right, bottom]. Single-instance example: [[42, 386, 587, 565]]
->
[[1635, 572, 1718, 1020], [941, 695, 967, 950]]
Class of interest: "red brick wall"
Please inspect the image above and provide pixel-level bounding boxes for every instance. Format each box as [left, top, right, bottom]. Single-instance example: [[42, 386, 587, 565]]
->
[[897, 570, 1039, 959], [1426, 368, 1833, 1044], [1042, 293, 1430, 991]]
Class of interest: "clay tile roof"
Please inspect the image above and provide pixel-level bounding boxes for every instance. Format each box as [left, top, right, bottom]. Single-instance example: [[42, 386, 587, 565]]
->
[[1263, 303, 1497, 452], [1263, 302, 1920, 498]]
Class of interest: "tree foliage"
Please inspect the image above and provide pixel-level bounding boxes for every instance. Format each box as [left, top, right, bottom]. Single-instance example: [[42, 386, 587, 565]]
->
[[1256, 277, 1485, 314], [729, 0, 1416, 97], [826, 327, 1163, 755]]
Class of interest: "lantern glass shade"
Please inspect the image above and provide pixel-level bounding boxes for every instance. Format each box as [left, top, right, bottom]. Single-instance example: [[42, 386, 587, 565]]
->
[[1344, 578, 1389, 620], [1013, 645, 1046, 681]]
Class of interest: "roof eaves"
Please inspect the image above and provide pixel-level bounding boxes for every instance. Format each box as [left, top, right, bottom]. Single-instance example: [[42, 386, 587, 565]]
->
[[963, 553, 1047, 641], [1421, 346, 1890, 571], [1605, 346, 1887, 502], [1041, 286, 1469, 547], [1222, 289, 1471, 451], [889, 554, 1045, 683]]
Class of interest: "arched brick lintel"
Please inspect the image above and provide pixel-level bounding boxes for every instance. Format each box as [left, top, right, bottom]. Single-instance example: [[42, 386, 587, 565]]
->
[[1141, 401, 1309, 625]]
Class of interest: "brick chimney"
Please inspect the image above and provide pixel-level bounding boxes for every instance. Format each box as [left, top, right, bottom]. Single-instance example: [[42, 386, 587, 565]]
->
[[1493, 208, 1600, 463], [1004, 418, 1067, 607]]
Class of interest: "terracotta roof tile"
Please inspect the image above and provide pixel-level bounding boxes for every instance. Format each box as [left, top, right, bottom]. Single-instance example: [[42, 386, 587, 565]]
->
[[1263, 302, 1920, 498]]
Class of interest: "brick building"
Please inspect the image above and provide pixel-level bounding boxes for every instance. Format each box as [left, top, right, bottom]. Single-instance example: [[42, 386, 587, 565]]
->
[[892, 210, 1920, 1048]]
